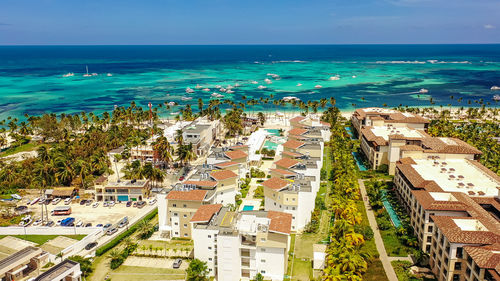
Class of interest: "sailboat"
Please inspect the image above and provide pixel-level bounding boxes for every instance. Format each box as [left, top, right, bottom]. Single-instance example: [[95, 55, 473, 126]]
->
[[83, 65, 91, 77]]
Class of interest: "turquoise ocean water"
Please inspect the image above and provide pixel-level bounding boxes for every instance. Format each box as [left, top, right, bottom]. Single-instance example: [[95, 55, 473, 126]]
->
[[0, 45, 499, 120]]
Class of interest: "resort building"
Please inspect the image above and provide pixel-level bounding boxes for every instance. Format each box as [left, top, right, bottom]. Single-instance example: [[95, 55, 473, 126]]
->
[[359, 125, 481, 174], [274, 157, 321, 194], [262, 176, 315, 231], [394, 157, 500, 208], [0, 246, 48, 281], [463, 244, 500, 281], [351, 107, 429, 137], [33, 259, 82, 281], [282, 139, 323, 158], [182, 118, 222, 156], [183, 167, 239, 205], [207, 147, 249, 171], [157, 189, 215, 239], [429, 214, 500, 281], [191, 207, 292, 281], [94, 179, 150, 202]]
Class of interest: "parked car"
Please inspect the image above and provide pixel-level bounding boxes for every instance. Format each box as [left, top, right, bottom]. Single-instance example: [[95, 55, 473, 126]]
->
[[132, 202, 138, 207], [44, 199, 52, 205], [30, 197, 40, 205], [75, 220, 83, 227], [64, 198, 72, 205], [92, 202, 99, 208], [118, 217, 128, 228], [108, 201, 115, 207], [137, 201, 146, 208], [103, 223, 112, 231], [103, 202, 108, 207], [173, 259, 182, 269], [96, 224, 103, 227], [148, 199, 157, 205], [86, 200, 93, 206], [32, 218, 43, 226], [178, 176, 185, 181], [85, 223, 92, 227], [38, 198, 46, 205], [56, 220, 62, 226], [106, 227, 118, 235], [84, 242, 98, 250], [52, 198, 61, 205], [126, 201, 132, 207], [79, 200, 87, 206], [45, 221, 55, 227]]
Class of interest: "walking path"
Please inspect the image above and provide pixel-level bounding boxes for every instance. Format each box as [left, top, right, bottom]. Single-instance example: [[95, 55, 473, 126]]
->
[[358, 179, 399, 281]]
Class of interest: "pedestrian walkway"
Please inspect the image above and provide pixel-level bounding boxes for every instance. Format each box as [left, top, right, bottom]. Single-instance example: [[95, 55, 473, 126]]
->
[[358, 179, 399, 281]]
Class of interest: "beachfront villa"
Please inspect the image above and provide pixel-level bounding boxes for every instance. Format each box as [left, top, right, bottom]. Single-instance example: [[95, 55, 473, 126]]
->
[[191, 207, 292, 281], [94, 179, 150, 202]]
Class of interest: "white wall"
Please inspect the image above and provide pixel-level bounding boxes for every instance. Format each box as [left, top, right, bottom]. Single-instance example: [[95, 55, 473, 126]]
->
[[216, 188, 236, 206], [157, 194, 168, 233], [255, 246, 286, 281], [217, 234, 241, 281], [192, 227, 219, 276]]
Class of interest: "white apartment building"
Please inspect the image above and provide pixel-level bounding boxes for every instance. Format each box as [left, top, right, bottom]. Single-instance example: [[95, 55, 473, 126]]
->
[[191, 208, 292, 281]]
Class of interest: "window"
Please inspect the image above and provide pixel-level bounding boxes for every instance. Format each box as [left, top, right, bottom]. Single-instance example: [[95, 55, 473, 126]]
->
[[452, 274, 460, 281], [183, 214, 187, 218], [292, 207, 296, 210], [427, 225, 433, 233], [208, 258, 212, 261], [208, 235, 211, 238], [208, 246, 212, 250], [173, 212, 178, 216], [456, 247, 463, 258], [427, 236, 432, 243], [454, 262, 462, 270], [174, 222, 178, 226], [261, 238, 266, 242], [183, 224, 187, 228], [183, 204, 187, 208], [261, 270, 266, 274], [173, 204, 177, 207], [261, 259, 266, 263], [261, 248, 266, 252], [184, 233, 188, 237]]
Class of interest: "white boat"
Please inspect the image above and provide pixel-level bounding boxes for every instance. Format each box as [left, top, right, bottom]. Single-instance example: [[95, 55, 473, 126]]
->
[[283, 96, 300, 101], [258, 85, 267, 89], [226, 85, 234, 89], [271, 74, 280, 79], [493, 94, 500, 101], [181, 97, 193, 101], [211, 92, 219, 97], [186, 87, 195, 94], [83, 66, 91, 77], [251, 80, 258, 84], [315, 85, 322, 89], [419, 88, 429, 94], [352, 75, 357, 78], [329, 76, 340, 81], [234, 83, 241, 87], [170, 111, 180, 115], [264, 78, 272, 84], [215, 94, 224, 98], [296, 83, 302, 87], [215, 85, 222, 88], [91, 73, 98, 76], [202, 88, 210, 92], [227, 90, 235, 94], [195, 84, 203, 89], [107, 73, 113, 77], [220, 87, 227, 92], [167, 101, 176, 106], [491, 86, 500, 90], [62, 72, 74, 77]]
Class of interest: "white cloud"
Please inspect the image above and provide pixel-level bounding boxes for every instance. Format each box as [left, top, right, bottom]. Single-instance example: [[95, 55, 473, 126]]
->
[[484, 24, 495, 29]]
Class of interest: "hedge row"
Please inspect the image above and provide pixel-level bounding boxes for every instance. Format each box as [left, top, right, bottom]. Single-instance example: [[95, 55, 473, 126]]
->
[[95, 208, 158, 256]]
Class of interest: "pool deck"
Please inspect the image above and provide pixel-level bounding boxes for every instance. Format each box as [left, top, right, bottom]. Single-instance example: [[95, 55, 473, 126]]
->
[[238, 199, 261, 212]]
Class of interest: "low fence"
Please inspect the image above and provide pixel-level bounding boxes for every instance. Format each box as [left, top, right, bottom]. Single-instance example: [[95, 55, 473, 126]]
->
[[60, 228, 102, 259], [0, 226, 101, 235]]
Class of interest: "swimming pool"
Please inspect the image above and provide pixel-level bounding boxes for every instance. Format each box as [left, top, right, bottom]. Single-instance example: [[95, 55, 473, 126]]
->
[[381, 190, 402, 228], [263, 141, 278, 151], [345, 127, 355, 139], [242, 205, 254, 211], [352, 152, 368, 171], [265, 129, 281, 136]]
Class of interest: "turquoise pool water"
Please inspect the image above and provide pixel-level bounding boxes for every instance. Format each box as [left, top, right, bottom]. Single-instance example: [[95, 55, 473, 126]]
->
[[381, 190, 402, 228], [345, 127, 355, 139], [242, 205, 254, 211], [263, 141, 278, 151], [266, 129, 281, 136], [352, 152, 368, 171]]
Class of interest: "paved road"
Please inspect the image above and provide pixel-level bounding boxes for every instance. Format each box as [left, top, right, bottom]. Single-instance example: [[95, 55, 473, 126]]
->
[[358, 179, 399, 281]]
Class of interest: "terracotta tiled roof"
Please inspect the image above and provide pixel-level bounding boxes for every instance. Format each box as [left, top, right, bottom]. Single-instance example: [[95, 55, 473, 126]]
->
[[210, 170, 238, 181], [224, 150, 248, 160], [214, 161, 239, 168], [411, 191, 469, 211], [463, 244, 500, 273], [431, 216, 500, 244], [290, 116, 306, 123], [270, 168, 296, 176], [400, 145, 424, 151], [275, 158, 300, 169], [166, 190, 208, 201], [421, 137, 482, 155], [190, 204, 223, 223], [289, 128, 308, 136], [230, 145, 248, 149], [282, 151, 303, 158], [354, 108, 429, 124], [267, 211, 292, 235], [262, 177, 290, 190], [183, 180, 218, 188], [320, 121, 331, 127], [361, 127, 387, 146], [283, 140, 305, 150]]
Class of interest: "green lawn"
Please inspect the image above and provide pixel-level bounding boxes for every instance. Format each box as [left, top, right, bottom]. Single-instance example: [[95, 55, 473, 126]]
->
[[0, 142, 38, 157], [380, 225, 412, 257], [110, 266, 186, 281], [0, 235, 86, 245], [290, 258, 313, 281]]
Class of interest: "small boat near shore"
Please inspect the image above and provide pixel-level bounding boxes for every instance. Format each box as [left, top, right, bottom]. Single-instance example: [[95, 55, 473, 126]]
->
[[419, 88, 429, 94], [62, 72, 74, 77], [202, 88, 210, 92], [296, 83, 302, 86], [493, 94, 500, 101], [186, 87, 195, 93], [491, 86, 500, 90], [315, 85, 322, 89], [329, 76, 340, 81], [258, 85, 267, 89], [181, 97, 193, 101], [283, 96, 300, 101], [83, 66, 91, 77]]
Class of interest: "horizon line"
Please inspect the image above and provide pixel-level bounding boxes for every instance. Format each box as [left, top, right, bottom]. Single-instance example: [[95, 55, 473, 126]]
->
[[1, 43, 500, 47]]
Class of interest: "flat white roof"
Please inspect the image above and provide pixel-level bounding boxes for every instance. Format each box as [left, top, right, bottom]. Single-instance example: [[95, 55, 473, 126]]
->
[[236, 214, 269, 234], [362, 107, 398, 114], [370, 126, 424, 141], [412, 159, 500, 197], [453, 219, 488, 231], [429, 192, 457, 202]]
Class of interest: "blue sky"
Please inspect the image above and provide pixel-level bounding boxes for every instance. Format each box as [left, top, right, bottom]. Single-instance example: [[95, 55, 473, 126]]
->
[[0, 0, 499, 44]]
